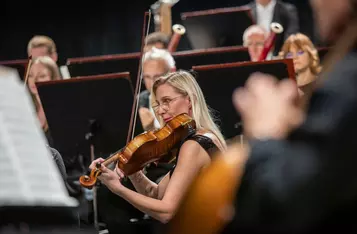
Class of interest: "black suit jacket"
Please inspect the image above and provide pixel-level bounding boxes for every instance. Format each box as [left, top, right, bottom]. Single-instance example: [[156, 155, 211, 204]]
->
[[247, 0, 299, 55], [222, 48, 357, 234]]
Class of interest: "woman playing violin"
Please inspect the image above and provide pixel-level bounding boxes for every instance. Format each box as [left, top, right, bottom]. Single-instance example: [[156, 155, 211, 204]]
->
[[90, 70, 226, 223]]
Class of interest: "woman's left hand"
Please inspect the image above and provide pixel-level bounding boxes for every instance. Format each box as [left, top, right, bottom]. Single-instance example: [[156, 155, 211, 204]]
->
[[97, 164, 125, 194]]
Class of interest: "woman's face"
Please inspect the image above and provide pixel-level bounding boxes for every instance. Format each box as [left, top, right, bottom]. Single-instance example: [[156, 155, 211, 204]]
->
[[153, 83, 191, 123], [286, 45, 310, 73], [28, 63, 52, 94]]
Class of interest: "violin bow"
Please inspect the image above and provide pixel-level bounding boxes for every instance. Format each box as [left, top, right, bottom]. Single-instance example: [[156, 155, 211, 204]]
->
[[126, 10, 152, 144], [23, 55, 32, 87], [167, 16, 357, 234]]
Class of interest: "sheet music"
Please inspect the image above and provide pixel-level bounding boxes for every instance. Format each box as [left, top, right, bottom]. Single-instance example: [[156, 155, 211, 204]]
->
[[0, 66, 77, 207]]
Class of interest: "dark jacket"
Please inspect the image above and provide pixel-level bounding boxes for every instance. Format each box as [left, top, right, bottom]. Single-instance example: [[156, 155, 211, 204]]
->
[[139, 90, 150, 109]]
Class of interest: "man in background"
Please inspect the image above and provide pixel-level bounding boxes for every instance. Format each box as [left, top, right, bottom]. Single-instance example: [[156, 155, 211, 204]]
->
[[242, 24, 271, 61], [27, 35, 70, 79], [139, 47, 176, 131], [246, 0, 299, 55], [27, 35, 58, 62], [143, 32, 170, 53]]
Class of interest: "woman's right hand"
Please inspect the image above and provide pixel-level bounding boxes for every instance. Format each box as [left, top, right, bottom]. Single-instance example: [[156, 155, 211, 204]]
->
[[89, 157, 105, 170]]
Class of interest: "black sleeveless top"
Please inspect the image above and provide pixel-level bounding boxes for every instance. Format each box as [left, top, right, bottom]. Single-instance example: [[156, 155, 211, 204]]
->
[[169, 134, 220, 177]]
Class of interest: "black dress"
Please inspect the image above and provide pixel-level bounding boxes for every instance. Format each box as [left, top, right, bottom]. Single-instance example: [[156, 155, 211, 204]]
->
[[169, 134, 220, 177]]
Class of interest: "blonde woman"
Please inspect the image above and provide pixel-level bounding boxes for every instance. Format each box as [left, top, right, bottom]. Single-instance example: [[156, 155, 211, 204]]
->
[[279, 33, 322, 100], [27, 56, 60, 144], [90, 70, 226, 223]]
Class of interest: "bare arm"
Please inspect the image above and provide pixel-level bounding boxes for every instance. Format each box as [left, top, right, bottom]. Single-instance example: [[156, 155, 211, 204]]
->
[[128, 170, 159, 198], [113, 140, 211, 223]]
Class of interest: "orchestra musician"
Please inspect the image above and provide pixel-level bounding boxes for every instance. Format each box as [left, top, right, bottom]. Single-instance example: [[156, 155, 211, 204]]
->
[[143, 32, 171, 53], [242, 24, 270, 61], [139, 47, 176, 131], [278, 33, 322, 103], [27, 56, 61, 146], [245, 0, 299, 55], [27, 35, 58, 62], [219, 0, 357, 233], [90, 71, 226, 231], [26, 56, 79, 197], [96, 48, 177, 234]]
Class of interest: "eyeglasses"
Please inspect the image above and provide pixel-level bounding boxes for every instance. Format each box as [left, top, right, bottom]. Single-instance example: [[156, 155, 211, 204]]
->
[[152, 95, 185, 111], [285, 50, 305, 58]]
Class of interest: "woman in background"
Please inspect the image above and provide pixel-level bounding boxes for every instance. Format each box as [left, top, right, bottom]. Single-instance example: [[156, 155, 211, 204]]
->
[[27, 56, 61, 145], [279, 33, 322, 108]]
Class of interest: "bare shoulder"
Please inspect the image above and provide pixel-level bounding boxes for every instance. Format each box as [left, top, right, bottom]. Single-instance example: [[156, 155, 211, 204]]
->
[[177, 137, 211, 166], [179, 139, 203, 157]]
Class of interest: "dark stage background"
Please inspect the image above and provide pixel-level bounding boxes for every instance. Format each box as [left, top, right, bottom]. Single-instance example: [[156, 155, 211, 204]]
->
[[1, 0, 316, 65]]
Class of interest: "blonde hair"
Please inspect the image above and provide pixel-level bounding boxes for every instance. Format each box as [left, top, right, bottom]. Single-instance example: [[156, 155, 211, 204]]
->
[[32, 56, 61, 80], [278, 33, 322, 75], [151, 70, 227, 149], [27, 35, 57, 56], [29, 56, 60, 113]]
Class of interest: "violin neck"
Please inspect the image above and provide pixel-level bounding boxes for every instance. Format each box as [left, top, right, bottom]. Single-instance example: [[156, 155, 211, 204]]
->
[[103, 150, 122, 166]]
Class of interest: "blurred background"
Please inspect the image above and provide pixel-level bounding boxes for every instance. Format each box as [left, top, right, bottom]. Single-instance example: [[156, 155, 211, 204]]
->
[[1, 0, 316, 64]]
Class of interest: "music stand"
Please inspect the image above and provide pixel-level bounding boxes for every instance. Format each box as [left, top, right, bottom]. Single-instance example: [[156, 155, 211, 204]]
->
[[66, 53, 141, 89], [36, 72, 143, 230], [181, 6, 254, 49], [192, 59, 295, 140], [174, 46, 250, 69]]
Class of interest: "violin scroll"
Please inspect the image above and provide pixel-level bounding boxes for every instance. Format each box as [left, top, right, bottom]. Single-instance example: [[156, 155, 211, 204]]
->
[[79, 163, 102, 189]]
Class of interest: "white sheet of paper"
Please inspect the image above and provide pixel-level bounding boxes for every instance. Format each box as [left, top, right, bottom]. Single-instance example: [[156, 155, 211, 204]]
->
[[0, 66, 77, 207]]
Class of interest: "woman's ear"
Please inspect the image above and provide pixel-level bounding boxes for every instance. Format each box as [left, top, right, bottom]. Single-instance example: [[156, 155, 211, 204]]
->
[[188, 97, 192, 109]]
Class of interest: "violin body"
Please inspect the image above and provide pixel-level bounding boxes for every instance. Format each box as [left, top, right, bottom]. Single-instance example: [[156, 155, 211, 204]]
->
[[79, 113, 196, 189]]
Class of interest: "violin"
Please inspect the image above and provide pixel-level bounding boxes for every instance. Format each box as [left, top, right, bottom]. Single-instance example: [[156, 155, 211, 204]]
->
[[79, 113, 196, 189]]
